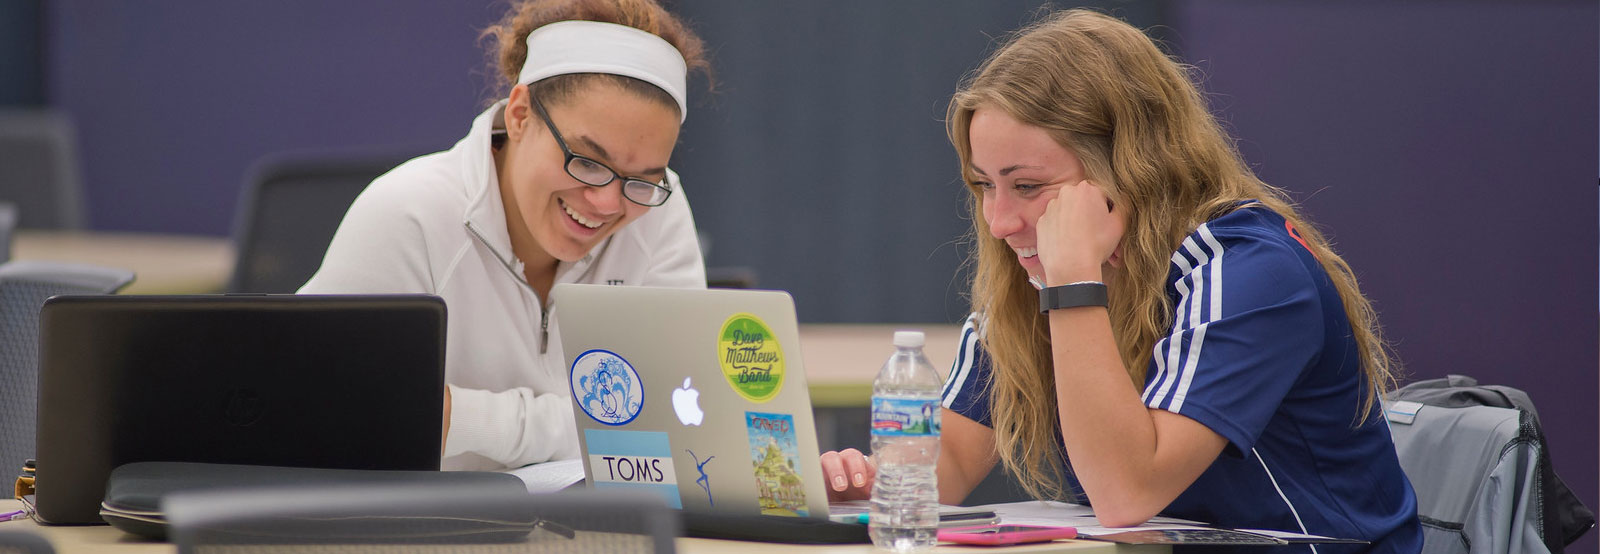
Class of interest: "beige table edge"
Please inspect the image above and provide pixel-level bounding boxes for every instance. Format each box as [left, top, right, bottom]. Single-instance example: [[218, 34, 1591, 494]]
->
[[4, 499, 1165, 553], [13, 231, 234, 295], [800, 323, 964, 408]]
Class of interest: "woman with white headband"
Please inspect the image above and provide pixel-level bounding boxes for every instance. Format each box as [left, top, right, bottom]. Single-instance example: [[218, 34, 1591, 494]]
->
[[301, 0, 710, 471]]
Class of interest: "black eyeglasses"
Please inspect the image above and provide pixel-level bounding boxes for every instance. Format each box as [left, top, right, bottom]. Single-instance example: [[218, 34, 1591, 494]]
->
[[530, 94, 673, 207]]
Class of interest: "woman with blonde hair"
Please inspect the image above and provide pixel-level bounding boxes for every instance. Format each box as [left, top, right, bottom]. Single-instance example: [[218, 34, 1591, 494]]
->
[[303, 0, 710, 471], [822, 9, 1421, 551]]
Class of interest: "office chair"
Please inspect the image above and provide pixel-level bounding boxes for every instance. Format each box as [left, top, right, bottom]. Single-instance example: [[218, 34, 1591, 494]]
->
[[1388, 402, 1540, 553], [227, 151, 416, 293], [695, 231, 759, 289], [1387, 376, 1594, 554], [0, 202, 16, 262], [167, 483, 679, 554], [0, 260, 134, 480], [706, 266, 759, 289], [0, 109, 86, 230], [0, 530, 54, 554]]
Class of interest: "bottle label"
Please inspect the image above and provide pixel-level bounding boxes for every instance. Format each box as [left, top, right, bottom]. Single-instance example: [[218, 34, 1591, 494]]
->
[[871, 397, 941, 437]]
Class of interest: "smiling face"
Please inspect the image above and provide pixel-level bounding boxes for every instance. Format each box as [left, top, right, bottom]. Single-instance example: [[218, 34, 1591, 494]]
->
[[967, 106, 1089, 282], [496, 81, 680, 272]]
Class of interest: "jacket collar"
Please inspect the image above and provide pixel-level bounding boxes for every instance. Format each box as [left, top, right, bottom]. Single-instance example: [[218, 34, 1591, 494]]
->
[[459, 100, 599, 286]]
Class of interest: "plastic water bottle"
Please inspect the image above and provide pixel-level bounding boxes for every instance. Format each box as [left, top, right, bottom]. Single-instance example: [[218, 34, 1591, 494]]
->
[[869, 330, 943, 551]]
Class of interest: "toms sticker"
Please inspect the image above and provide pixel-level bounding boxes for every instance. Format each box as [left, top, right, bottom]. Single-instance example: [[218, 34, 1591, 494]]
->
[[569, 349, 644, 425], [746, 411, 808, 517], [585, 429, 681, 508], [717, 313, 785, 402]]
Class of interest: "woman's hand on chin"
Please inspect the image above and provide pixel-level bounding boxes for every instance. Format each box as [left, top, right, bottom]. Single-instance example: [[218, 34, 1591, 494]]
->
[[1036, 179, 1125, 285]]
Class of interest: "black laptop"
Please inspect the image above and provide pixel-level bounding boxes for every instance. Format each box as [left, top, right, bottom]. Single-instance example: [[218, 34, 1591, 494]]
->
[[32, 294, 447, 524]]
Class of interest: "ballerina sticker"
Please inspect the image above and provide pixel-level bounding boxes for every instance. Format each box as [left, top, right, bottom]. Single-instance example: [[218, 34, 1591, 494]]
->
[[688, 449, 715, 506], [569, 349, 644, 425]]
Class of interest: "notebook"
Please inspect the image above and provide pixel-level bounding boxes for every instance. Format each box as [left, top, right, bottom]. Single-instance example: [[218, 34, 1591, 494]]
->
[[32, 294, 447, 525], [552, 284, 831, 520]]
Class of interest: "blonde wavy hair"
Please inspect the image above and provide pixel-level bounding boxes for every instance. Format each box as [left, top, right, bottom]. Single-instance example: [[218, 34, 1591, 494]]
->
[[946, 9, 1398, 501]]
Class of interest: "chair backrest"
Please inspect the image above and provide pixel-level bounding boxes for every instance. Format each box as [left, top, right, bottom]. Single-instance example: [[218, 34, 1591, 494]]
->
[[0, 109, 85, 230], [1387, 402, 1540, 554], [0, 530, 54, 554], [227, 151, 415, 293], [1387, 376, 1594, 554], [168, 484, 678, 554], [697, 231, 759, 289], [706, 266, 759, 289], [0, 201, 16, 262], [0, 260, 134, 476]]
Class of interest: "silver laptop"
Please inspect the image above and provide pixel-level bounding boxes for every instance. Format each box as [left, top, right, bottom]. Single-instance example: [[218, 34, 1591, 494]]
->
[[552, 284, 830, 520]]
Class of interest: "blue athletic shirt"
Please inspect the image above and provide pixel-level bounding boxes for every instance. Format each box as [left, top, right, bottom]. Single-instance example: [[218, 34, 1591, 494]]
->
[[941, 205, 1422, 554]]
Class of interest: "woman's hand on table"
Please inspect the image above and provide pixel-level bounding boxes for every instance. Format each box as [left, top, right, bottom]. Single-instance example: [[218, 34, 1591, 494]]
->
[[820, 448, 876, 502]]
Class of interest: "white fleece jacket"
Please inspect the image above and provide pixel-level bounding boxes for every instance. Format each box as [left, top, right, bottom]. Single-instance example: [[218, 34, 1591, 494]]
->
[[300, 100, 706, 470]]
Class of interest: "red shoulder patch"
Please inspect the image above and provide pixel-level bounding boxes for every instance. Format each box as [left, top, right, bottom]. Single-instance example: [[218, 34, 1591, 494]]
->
[[1285, 220, 1319, 260]]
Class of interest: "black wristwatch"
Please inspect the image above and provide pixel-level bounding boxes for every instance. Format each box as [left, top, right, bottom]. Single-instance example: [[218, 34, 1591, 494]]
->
[[1038, 281, 1108, 313]]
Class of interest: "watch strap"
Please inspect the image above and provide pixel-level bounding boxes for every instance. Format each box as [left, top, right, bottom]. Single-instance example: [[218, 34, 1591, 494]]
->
[[1038, 282, 1108, 313]]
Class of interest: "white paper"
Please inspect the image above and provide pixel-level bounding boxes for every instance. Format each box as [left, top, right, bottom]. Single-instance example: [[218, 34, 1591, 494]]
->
[[504, 459, 586, 493], [962, 500, 1359, 542], [967, 500, 1211, 536], [826, 501, 1007, 525], [1237, 528, 1346, 541], [827, 499, 872, 515]]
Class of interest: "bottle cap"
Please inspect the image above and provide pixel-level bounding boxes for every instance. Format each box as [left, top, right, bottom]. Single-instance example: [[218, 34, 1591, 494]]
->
[[893, 330, 925, 348]]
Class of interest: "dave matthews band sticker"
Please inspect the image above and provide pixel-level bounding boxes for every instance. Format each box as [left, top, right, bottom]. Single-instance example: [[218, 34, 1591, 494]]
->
[[717, 313, 785, 402], [746, 411, 809, 517], [569, 349, 644, 425]]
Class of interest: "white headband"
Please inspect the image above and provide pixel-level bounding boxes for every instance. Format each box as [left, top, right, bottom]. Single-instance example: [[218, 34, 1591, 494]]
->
[[517, 20, 689, 122]]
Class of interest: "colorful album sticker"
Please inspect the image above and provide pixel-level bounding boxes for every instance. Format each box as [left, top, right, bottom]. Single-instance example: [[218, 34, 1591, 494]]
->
[[569, 349, 644, 425], [746, 411, 808, 517], [585, 429, 681, 508], [717, 313, 785, 402]]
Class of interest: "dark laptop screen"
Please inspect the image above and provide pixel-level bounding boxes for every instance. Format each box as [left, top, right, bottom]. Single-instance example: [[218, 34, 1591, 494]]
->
[[33, 294, 446, 524]]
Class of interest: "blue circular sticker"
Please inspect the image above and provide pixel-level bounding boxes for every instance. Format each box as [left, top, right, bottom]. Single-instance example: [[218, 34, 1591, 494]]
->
[[569, 349, 644, 426]]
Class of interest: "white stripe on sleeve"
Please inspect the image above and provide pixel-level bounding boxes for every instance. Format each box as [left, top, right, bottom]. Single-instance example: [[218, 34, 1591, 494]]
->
[[1169, 225, 1222, 412], [1181, 235, 1210, 331], [1149, 249, 1196, 407], [1199, 224, 1225, 322], [941, 316, 980, 409], [1168, 323, 1207, 413]]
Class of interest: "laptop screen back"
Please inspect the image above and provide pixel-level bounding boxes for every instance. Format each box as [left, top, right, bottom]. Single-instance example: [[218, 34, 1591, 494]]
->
[[33, 294, 447, 524], [553, 284, 831, 520]]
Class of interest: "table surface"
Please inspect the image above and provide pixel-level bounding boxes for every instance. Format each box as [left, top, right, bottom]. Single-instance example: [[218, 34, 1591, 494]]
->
[[1, 500, 1164, 554], [12, 230, 234, 295]]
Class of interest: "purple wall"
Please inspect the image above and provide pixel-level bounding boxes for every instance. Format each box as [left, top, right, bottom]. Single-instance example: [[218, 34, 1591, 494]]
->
[[48, 1, 502, 233], [1175, 2, 1598, 550]]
